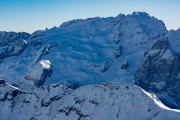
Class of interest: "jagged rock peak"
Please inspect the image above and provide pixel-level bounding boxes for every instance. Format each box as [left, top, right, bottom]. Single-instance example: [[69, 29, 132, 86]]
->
[[131, 11, 150, 16]]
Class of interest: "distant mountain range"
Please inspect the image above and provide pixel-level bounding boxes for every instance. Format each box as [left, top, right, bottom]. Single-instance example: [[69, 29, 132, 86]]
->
[[0, 12, 180, 120]]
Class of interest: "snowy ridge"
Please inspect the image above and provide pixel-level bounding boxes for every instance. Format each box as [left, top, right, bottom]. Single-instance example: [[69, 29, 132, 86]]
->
[[138, 86, 180, 113], [0, 82, 179, 120]]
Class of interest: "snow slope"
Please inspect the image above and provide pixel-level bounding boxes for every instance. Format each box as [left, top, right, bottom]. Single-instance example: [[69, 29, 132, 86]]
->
[[0, 82, 179, 120]]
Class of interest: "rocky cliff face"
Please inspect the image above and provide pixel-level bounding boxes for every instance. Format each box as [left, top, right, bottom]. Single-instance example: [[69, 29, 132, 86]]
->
[[135, 37, 180, 108]]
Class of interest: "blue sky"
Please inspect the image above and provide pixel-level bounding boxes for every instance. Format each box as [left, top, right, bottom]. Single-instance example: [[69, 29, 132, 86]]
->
[[0, 0, 180, 33]]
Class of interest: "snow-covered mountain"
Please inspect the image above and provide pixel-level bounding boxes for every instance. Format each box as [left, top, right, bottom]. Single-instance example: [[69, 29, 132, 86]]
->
[[0, 12, 180, 119], [0, 12, 167, 88], [0, 82, 180, 120]]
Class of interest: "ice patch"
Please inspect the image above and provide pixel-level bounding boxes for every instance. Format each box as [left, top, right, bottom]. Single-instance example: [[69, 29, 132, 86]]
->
[[23, 40, 28, 44], [161, 49, 172, 59], [6, 83, 20, 91], [39, 60, 51, 69]]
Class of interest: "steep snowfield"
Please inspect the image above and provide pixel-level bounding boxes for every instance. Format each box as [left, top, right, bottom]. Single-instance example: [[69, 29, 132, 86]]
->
[[0, 82, 179, 120]]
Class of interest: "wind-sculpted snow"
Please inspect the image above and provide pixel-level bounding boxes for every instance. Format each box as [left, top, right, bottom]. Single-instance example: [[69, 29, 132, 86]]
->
[[0, 82, 179, 120]]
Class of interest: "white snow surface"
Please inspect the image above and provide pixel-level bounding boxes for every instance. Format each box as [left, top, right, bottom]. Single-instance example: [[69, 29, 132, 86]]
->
[[0, 82, 179, 120], [40, 60, 51, 69]]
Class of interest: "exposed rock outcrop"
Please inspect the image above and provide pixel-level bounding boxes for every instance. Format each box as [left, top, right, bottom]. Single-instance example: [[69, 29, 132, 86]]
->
[[135, 38, 180, 108], [0, 32, 30, 60]]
